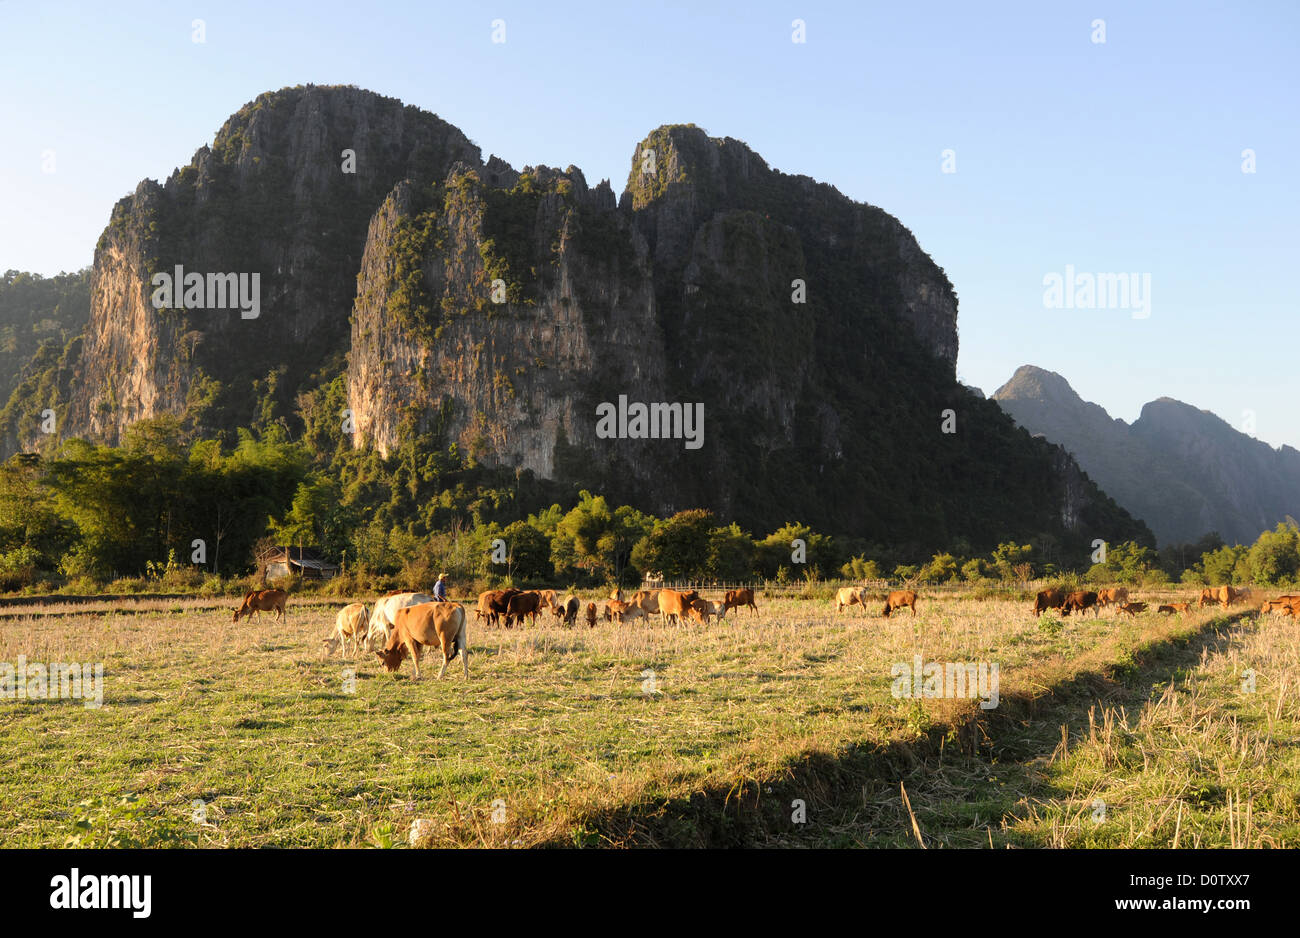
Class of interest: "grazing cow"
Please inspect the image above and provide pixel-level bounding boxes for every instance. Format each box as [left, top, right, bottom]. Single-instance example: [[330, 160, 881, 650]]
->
[[686, 597, 724, 625], [657, 588, 701, 626], [1061, 591, 1100, 617], [537, 589, 559, 614], [1199, 585, 1248, 609], [475, 587, 504, 623], [1033, 588, 1067, 617], [632, 590, 661, 615], [836, 587, 868, 614], [606, 600, 646, 625], [1097, 587, 1130, 608], [1117, 601, 1148, 617], [376, 601, 469, 680], [1157, 602, 1192, 616], [722, 588, 759, 617], [483, 588, 522, 627], [881, 590, 918, 617], [367, 592, 435, 649], [1261, 597, 1300, 616], [561, 595, 580, 626], [233, 589, 287, 623], [505, 590, 543, 628], [324, 602, 369, 657], [585, 602, 598, 628]]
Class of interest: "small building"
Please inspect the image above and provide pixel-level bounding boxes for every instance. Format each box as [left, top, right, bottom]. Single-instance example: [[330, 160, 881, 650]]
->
[[259, 546, 339, 580]]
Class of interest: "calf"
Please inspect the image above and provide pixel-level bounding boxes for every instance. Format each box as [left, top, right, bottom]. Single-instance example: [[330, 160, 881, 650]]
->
[[585, 602, 598, 628], [1116, 601, 1148, 617], [1157, 603, 1191, 616]]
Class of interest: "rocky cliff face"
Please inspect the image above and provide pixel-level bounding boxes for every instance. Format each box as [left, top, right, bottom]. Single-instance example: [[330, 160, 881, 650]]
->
[[994, 365, 1300, 545], [38, 86, 1151, 549], [345, 123, 968, 523], [66, 84, 480, 444]]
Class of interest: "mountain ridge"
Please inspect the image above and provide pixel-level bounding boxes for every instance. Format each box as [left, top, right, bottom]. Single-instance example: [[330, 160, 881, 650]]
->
[[994, 364, 1300, 546]]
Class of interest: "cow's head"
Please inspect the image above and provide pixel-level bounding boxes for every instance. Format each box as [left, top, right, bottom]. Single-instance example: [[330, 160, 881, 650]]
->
[[375, 631, 410, 673], [375, 645, 408, 673]]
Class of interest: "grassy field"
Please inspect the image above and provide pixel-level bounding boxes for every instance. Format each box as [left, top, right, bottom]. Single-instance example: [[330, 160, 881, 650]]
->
[[1, 589, 1294, 847]]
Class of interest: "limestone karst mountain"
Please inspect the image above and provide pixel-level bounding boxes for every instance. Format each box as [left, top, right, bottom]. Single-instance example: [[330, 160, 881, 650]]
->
[[2, 85, 1151, 551]]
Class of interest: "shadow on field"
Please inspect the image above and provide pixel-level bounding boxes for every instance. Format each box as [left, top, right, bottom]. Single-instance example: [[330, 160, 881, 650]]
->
[[544, 609, 1258, 848]]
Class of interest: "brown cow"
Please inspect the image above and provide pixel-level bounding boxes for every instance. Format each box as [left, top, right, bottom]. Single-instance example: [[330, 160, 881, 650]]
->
[[1117, 601, 1148, 617], [1261, 595, 1300, 616], [561, 595, 580, 626], [376, 601, 468, 680], [657, 588, 700, 626], [1157, 602, 1191, 616], [686, 597, 724, 625], [1061, 590, 1100, 617], [881, 590, 917, 617], [234, 588, 287, 623], [476, 588, 520, 628], [1199, 586, 1248, 609], [505, 590, 543, 628], [722, 588, 758, 617], [836, 587, 868, 614], [585, 602, 598, 628], [1033, 588, 1067, 617], [537, 589, 559, 614], [1097, 587, 1129, 608], [606, 600, 646, 625], [632, 590, 661, 615]]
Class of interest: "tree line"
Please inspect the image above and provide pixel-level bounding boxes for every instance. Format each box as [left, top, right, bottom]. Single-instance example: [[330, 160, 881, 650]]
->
[[1, 416, 1295, 594]]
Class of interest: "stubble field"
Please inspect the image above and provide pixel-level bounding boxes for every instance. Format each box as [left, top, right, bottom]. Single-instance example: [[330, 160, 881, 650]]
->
[[1, 589, 1295, 848]]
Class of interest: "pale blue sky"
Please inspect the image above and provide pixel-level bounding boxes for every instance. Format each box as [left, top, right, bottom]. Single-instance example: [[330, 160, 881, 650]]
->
[[3, 1, 1297, 447]]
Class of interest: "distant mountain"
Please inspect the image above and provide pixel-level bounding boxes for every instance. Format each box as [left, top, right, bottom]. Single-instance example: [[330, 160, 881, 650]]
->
[[994, 365, 1300, 545]]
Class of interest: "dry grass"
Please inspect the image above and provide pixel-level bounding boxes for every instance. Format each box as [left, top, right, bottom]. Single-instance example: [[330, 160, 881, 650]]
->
[[0, 588, 1284, 847]]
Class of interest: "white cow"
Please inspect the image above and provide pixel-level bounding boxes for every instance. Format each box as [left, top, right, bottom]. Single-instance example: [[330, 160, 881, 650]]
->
[[367, 592, 435, 651]]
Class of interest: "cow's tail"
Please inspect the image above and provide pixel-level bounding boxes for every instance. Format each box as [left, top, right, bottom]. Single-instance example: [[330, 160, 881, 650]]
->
[[455, 606, 468, 659]]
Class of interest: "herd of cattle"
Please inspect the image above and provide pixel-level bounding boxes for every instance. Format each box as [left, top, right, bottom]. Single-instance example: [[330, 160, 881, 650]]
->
[[223, 579, 1298, 682], [1031, 584, 1300, 619]]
